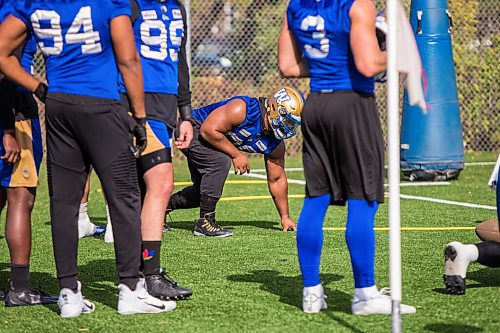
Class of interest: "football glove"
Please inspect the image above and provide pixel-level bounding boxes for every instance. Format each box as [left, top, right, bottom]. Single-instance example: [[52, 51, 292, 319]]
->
[[132, 117, 147, 158], [34, 82, 48, 103], [374, 13, 388, 83]]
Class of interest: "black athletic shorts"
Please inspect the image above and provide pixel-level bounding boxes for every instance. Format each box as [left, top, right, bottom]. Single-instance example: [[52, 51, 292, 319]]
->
[[302, 91, 385, 205]]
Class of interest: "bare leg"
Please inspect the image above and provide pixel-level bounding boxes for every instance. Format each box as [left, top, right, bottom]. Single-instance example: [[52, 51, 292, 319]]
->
[[5, 187, 36, 265], [141, 163, 173, 241]]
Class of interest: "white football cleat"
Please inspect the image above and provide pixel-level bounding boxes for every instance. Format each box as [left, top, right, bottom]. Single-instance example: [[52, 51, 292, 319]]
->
[[302, 284, 327, 313], [58, 281, 95, 318], [352, 288, 416, 315], [117, 278, 176, 315]]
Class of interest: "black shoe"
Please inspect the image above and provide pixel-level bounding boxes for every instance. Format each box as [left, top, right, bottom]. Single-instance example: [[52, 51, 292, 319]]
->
[[163, 209, 173, 232], [5, 286, 58, 307], [0, 289, 5, 301], [193, 212, 233, 238], [145, 270, 193, 301]]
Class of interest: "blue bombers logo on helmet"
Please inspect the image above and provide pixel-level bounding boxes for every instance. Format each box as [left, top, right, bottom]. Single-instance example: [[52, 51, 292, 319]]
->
[[267, 87, 304, 140]]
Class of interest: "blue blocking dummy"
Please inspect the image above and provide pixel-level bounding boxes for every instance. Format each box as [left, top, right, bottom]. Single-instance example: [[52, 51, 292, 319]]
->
[[401, 0, 464, 181]]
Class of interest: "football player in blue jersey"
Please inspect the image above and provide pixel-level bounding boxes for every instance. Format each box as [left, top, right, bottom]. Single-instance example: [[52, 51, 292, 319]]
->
[[0, 0, 176, 317], [115, 0, 194, 301], [0, 0, 56, 307], [167, 87, 303, 237], [279, 0, 416, 314]]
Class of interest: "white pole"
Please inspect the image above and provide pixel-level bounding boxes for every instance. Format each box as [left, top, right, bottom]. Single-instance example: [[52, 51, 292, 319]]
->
[[386, 0, 402, 333]]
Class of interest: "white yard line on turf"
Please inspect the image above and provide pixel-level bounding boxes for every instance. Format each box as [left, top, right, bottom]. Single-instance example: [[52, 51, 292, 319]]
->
[[241, 172, 451, 187], [248, 161, 495, 174], [238, 172, 495, 211], [398, 194, 497, 211]]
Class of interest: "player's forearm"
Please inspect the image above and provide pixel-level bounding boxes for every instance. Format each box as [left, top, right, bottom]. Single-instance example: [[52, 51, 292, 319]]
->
[[267, 174, 290, 218], [0, 56, 40, 93], [119, 56, 146, 118], [201, 129, 240, 158]]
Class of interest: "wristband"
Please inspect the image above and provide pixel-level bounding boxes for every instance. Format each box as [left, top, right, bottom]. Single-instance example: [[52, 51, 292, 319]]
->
[[134, 116, 147, 126], [34, 82, 48, 102], [179, 105, 196, 124]]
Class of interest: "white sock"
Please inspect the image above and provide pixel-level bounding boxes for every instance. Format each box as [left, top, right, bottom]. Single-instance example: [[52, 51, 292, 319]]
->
[[445, 242, 479, 278], [463, 244, 479, 262], [79, 202, 88, 216], [104, 205, 114, 243], [354, 285, 378, 301], [106, 205, 110, 222]]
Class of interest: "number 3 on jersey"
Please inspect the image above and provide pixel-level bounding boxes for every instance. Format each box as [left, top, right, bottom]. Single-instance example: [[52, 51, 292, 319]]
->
[[31, 6, 101, 56], [140, 10, 183, 61], [300, 15, 329, 59]]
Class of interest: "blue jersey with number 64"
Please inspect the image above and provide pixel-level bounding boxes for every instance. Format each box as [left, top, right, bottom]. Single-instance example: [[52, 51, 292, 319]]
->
[[118, 0, 184, 95], [287, 0, 373, 94], [13, 0, 131, 100]]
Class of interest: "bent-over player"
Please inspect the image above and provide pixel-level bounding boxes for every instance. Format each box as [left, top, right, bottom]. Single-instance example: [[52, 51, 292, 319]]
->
[[167, 87, 304, 237]]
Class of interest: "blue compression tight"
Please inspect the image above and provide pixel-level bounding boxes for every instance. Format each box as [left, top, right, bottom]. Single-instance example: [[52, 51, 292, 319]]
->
[[345, 199, 378, 288], [297, 195, 378, 288], [297, 194, 330, 287]]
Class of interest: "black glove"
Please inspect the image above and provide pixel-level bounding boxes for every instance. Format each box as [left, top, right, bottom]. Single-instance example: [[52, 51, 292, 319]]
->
[[179, 104, 196, 125], [131, 117, 147, 158], [34, 82, 48, 103]]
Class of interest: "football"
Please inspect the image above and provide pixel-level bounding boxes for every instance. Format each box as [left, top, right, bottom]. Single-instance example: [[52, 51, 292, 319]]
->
[[475, 218, 500, 242]]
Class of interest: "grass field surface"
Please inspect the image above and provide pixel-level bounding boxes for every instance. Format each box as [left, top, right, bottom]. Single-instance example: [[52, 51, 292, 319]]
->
[[0, 152, 498, 332]]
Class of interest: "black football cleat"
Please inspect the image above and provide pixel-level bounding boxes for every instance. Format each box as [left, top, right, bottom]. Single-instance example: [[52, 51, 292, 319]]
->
[[0, 289, 5, 300], [163, 209, 173, 232], [163, 223, 172, 232], [5, 286, 58, 307], [443, 244, 466, 295], [193, 212, 233, 238], [145, 270, 192, 301]]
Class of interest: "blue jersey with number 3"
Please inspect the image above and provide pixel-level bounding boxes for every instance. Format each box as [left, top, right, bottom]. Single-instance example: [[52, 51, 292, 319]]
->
[[118, 0, 184, 95], [287, 0, 374, 94], [12, 0, 131, 100], [193, 96, 281, 155]]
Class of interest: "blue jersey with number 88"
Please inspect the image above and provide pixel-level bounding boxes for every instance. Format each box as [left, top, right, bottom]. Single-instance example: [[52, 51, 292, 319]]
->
[[13, 0, 131, 100], [287, 0, 373, 94]]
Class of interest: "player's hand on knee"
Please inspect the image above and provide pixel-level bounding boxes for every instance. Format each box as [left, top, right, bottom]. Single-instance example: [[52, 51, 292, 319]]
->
[[132, 117, 147, 158], [174, 120, 193, 150], [232, 152, 250, 175], [281, 216, 296, 232], [1, 132, 21, 164]]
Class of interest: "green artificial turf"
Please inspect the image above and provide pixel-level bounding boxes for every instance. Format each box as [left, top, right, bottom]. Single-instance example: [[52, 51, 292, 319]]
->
[[0, 153, 498, 332]]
